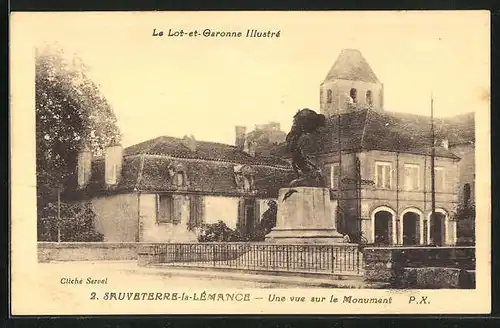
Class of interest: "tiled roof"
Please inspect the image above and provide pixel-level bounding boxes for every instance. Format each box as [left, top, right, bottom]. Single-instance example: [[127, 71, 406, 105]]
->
[[273, 109, 472, 159], [323, 49, 380, 84], [124, 135, 290, 167], [65, 136, 295, 199], [439, 112, 475, 146]]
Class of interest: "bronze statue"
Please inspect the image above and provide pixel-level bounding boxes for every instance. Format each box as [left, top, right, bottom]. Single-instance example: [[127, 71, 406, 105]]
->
[[285, 108, 326, 190]]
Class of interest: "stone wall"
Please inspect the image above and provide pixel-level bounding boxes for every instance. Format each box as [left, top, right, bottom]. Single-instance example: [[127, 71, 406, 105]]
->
[[38, 242, 139, 262], [91, 193, 139, 242], [204, 196, 240, 229], [363, 246, 476, 289]]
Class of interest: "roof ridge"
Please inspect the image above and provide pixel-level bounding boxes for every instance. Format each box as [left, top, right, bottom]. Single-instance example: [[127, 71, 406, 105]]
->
[[143, 136, 171, 154]]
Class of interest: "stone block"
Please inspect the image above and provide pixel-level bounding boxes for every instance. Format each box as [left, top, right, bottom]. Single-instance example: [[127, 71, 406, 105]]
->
[[266, 187, 344, 244]]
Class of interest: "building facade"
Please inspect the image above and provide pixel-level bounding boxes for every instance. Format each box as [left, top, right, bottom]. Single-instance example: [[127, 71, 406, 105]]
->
[[67, 135, 296, 242], [275, 49, 475, 246]]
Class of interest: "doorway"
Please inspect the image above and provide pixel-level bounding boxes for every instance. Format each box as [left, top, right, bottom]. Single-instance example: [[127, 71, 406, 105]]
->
[[374, 211, 392, 245], [402, 212, 420, 245], [430, 212, 446, 246]]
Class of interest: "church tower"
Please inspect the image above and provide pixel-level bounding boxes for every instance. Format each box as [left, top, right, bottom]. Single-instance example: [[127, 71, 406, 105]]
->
[[320, 49, 384, 116]]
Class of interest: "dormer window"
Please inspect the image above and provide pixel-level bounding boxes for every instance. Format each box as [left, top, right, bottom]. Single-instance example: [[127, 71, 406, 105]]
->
[[234, 164, 256, 192], [350, 88, 358, 103], [168, 162, 188, 188]]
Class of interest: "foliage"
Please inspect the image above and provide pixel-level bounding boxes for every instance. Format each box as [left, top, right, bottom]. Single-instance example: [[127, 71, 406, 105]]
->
[[38, 202, 103, 242], [36, 44, 121, 212], [453, 201, 475, 245], [197, 221, 243, 242], [196, 221, 268, 242]]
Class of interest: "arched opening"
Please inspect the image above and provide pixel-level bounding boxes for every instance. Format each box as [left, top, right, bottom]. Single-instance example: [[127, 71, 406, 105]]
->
[[374, 211, 392, 245], [366, 90, 373, 106], [350, 88, 358, 103], [402, 212, 420, 245], [430, 212, 446, 246], [327, 90, 332, 103]]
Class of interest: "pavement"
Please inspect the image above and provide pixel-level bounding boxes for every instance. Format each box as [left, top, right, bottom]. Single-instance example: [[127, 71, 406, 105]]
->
[[39, 260, 379, 289]]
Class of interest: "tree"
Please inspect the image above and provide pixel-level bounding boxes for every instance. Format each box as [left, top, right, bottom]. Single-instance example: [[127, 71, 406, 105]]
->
[[36, 44, 121, 240]]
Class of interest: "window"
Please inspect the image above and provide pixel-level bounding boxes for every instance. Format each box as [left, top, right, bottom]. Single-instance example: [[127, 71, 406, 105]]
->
[[327, 90, 332, 103], [375, 162, 392, 189], [434, 167, 446, 192], [157, 195, 174, 224], [350, 88, 358, 103], [366, 90, 373, 106], [329, 163, 340, 189], [403, 164, 420, 191], [463, 183, 471, 203]]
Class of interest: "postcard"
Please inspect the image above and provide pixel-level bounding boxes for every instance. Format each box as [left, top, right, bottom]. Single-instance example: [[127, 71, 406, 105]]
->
[[10, 10, 491, 315]]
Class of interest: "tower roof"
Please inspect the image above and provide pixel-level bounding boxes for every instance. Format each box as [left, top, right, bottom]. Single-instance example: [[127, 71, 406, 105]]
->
[[324, 49, 380, 84]]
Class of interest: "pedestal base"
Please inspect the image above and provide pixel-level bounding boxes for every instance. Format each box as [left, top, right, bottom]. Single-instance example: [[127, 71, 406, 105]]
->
[[265, 187, 346, 244]]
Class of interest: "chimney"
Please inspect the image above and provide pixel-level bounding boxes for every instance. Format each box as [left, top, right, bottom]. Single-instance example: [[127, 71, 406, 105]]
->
[[105, 143, 123, 186], [182, 135, 197, 152], [235, 126, 246, 151], [77, 145, 92, 187], [442, 139, 449, 150]]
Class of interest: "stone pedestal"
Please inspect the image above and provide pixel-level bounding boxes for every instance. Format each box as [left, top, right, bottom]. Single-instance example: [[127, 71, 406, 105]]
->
[[265, 187, 345, 244]]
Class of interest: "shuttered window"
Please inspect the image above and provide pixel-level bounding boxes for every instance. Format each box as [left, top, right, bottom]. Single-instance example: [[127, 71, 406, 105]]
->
[[157, 195, 173, 224], [404, 164, 420, 191], [434, 167, 446, 192], [375, 162, 392, 189], [189, 195, 205, 230]]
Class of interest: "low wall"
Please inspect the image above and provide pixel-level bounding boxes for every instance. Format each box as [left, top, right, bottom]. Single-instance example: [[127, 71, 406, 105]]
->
[[38, 242, 140, 262], [363, 246, 476, 289]]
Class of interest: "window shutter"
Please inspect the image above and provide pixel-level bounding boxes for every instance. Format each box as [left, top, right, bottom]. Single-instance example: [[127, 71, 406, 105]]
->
[[197, 197, 205, 226], [376, 164, 383, 188], [385, 165, 391, 188], [172, 196, 182, 225], [189, 195, 205, 229]]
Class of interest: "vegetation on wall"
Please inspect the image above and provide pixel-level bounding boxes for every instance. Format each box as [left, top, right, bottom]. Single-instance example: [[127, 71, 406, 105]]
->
[[453, 201, 475, 246], [36, 44, 121, 241], [197, 221, 269, 242], [38, 202, 104, 242]]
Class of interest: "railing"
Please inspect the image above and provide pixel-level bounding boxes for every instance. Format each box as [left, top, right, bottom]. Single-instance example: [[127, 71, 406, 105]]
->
[[140, 243, 363, 275]]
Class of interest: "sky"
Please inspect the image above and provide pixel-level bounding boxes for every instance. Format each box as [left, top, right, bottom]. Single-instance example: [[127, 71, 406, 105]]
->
[[29, 11, 490, 147]]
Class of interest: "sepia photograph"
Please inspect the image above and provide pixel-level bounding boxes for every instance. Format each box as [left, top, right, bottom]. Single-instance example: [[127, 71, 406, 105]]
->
[[10, 10, 490, 315]]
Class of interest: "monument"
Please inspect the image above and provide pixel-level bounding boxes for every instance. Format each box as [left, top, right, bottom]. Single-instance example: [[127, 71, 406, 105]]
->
[[265, 108, 345, 243]]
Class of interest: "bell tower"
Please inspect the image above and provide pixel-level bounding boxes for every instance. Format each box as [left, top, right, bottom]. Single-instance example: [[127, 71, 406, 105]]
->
[[320, 49, 384, 116]]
